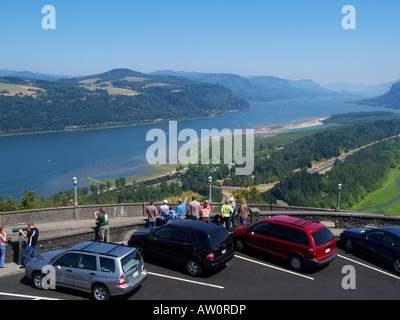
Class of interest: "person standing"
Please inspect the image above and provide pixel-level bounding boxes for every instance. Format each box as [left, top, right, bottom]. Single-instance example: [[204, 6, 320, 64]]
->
[[176, 197, 187, 219], [229, 196, 236, 230], [0, 226, 6, 268], [19, 222, 39, 268], [221, 200, 233, 231], [200, 200, 211, 223], [159, 200, 169, 225], [188, 195, 201, 220], [237, 198, 249, 225], [94, 208, 110, 242], [146, 201, 158, 227]]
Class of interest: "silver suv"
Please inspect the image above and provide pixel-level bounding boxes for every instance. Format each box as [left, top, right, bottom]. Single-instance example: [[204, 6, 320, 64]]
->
[[25, 241, 147, 300]]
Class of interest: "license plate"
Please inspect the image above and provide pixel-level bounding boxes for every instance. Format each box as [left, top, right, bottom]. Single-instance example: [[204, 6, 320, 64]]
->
[[325, 247, 331, 253], [133, 271, 139, 279], [222, 249, 226, 254]]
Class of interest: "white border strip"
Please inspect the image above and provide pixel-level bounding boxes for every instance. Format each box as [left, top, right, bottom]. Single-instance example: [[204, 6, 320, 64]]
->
[[148, 271, 224, 289], [0, 292, 61, 300], [338, 254, 400, 280], [235, 254, 314, 280]]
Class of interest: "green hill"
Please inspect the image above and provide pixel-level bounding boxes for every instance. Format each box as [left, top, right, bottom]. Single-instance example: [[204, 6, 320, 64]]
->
[[0, 69, 249, 134]]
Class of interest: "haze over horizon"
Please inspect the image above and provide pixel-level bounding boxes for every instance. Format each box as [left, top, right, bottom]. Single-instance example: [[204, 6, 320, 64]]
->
[[1, 0, 400, 85]]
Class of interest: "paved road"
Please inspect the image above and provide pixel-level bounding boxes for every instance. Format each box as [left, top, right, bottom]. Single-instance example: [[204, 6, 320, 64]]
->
[[1, 244, 400, 303]]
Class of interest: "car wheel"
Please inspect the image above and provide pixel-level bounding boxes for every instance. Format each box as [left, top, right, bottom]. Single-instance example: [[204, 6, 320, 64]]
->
[[186, 258, 202, 277], [289, 254, 304, 271], [32, 272, 45, 290], [393, 259, 400, 274], [234, 237, 246, 252], [92, 284, 110, 301], [345, 238, 354, 251]]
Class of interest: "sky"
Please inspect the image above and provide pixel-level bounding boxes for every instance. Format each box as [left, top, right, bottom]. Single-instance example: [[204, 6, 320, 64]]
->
[[0, 0, 399, 85]]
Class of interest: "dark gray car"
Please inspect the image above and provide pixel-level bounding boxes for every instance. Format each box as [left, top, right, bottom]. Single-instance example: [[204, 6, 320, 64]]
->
[[25, 241, 147, 300]]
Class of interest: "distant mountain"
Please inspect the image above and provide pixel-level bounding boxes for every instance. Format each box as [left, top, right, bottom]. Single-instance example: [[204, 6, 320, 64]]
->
[[151, 70, 343, 101], [0, 69, 76, 81], [355, 81, 400, 109], [0, 68, 248, 134], [323, 80, 399, 96]]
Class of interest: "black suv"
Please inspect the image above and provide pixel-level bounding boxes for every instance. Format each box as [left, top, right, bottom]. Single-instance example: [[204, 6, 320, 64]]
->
[[128, 220, 234, 276]]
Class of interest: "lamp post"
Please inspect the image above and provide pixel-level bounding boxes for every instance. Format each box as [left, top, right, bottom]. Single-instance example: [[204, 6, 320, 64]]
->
[[336, 183, 342, 212], [73, 177, 78, 219], [208, 176, 212, 203]]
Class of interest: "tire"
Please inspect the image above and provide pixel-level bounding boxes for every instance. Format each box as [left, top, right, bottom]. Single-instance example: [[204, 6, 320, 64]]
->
[[393, 259, 400, 274], [289, 254, 304, 271], [92, 284, 110, 301], [345, 238, 354, 252], [234, 237, 246, 252], [185, 258, 202, 277], [32, 272, 45, 290]]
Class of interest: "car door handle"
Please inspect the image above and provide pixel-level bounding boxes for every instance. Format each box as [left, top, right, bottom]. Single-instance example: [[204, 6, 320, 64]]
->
[[89, 272, 96, 276], [66, 269, 72, 272]]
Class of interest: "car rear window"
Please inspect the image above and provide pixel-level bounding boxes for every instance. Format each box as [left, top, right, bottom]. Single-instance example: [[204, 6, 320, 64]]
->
[[209, 228, 229, 249], [121, 251, 141, 273], [311, 227, 334, 246]]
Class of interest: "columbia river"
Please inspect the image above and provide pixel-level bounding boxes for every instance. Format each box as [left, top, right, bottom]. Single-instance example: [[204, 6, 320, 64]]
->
[[0, 98, 390, 200]]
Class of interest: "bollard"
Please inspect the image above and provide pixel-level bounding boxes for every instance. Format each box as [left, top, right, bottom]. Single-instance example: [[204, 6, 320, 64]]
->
[[12, 227, 27, 265]]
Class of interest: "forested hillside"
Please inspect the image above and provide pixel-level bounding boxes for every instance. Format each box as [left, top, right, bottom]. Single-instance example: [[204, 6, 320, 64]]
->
[[0, 69, 249, 135], [262, 138, 400, 210]]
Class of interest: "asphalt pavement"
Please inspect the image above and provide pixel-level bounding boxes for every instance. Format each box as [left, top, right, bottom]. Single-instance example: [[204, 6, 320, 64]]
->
[[0, 218, 344, 279]]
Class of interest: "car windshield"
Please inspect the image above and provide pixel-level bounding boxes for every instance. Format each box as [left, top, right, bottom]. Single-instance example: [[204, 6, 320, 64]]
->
[[209, 228, 229, 249], [121, 251, 141, 273], [311, 227, 334, 246]]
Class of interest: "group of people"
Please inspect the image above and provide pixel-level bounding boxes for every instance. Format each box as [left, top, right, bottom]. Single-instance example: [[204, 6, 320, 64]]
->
[[146, 196, 212, 227], [0, 223, 39, 269], [145, 195, 250, 231]]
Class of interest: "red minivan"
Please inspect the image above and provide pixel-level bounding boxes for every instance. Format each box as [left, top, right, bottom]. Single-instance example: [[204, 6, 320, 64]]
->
[[232, 215, 337, 271]]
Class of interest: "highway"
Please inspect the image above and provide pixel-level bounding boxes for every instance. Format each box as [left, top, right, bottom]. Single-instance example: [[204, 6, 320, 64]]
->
[[1, 243, 400, 302]]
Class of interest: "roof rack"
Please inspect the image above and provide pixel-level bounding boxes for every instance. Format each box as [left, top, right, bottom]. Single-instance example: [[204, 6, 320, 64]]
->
[[77, 241, 128, 257], [278, 217, 317, 229]]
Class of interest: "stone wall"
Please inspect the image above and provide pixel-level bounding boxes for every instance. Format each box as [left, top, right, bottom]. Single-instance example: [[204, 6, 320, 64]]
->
[[2, 202, 400, 264]]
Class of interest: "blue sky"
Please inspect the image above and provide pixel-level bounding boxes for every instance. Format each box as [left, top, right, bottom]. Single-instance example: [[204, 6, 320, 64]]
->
[[0, 0, 399, 84]]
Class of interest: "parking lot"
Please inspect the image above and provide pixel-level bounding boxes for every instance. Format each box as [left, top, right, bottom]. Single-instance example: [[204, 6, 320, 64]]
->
[[1, 242, 400, 303]]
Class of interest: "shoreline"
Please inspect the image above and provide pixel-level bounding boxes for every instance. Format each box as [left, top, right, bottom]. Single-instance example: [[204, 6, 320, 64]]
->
[[254, 117, 328, 136]]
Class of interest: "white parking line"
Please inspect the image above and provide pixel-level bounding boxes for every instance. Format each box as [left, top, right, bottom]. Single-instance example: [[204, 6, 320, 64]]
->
[[148, 271, 224, 289], [0, 292, 61, 300], [234, 254, 314, 280], [338, 254, 400, 280]]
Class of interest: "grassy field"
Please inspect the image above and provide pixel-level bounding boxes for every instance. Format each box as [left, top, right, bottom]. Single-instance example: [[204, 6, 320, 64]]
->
[[351, 168, 400, 215]]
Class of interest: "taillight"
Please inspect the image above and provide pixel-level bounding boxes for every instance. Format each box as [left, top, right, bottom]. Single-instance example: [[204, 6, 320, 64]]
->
[[308, 248, 317, 257], [206, 252, 215, 260], [117, 274, 126, 286]]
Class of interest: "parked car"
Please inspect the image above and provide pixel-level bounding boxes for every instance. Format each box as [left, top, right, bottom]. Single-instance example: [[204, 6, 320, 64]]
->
[[232, 215, 337, 271], [25, 241, 147, 300], [127, 220, 234, 276], [340, 226, 400, 273]]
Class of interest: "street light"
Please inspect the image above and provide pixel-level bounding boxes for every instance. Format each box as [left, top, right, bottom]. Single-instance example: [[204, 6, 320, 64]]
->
[[208, 176, 212, 203], [336, 183, 342, 212], [73, 177, 78, 208]]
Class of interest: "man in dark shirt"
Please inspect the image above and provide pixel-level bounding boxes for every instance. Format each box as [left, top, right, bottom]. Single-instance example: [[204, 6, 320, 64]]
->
[[19, 222, 39, 268]]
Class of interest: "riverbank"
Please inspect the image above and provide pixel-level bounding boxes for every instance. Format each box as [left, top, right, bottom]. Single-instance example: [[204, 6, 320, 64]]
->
[[254, 117, 327, 136]]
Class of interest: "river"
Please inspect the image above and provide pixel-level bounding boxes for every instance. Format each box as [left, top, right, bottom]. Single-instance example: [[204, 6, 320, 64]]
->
[[0, 97, 390, 200]]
